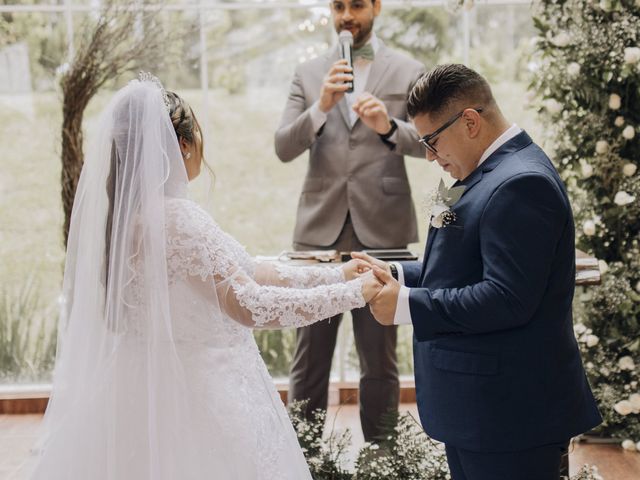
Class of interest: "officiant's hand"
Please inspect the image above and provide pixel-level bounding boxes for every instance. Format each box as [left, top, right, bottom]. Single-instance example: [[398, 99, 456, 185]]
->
[[368, 266, 400, 326], [342, 258, 373, 281], [352, 93, 393, 135], [361, 271, 384, 303], [319, 59, 353, 113]]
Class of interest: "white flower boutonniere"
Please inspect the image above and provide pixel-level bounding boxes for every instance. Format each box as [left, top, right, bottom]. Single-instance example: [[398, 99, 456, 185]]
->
[[428, 179, 466, 229]]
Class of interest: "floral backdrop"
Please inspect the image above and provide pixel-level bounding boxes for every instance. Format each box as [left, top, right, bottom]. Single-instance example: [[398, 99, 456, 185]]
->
[[530, 0, 640, 450]]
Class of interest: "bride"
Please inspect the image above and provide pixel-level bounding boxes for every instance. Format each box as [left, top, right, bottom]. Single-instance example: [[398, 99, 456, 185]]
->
[[28, 75, 380, 479]]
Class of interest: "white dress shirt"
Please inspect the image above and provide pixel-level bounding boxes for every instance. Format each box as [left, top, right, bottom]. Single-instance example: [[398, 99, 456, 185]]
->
[[308, 33, 399, 143], [392, 124, 523, 326]]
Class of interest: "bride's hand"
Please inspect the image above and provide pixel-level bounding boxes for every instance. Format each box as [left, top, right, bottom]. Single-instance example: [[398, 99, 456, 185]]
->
[[360, 271, 384, 303], [342, 258, 373, 281]]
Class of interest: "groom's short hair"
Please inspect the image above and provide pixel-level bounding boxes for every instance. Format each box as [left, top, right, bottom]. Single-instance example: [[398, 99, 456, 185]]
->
[[407, 64, 495, 119]]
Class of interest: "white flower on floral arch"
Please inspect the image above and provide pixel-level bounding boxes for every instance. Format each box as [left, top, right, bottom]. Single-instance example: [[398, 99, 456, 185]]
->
[[614, 400, 634, 416], [582, 220, 596, 236], [574, 323, 587, 335], [614, 191, 636, 206], [598, 260, 609, 275], [623, 163, 637, 177], [586, 334, 599, 347], [544, 98, 563, 114], [595, 140, 609, 154], [567, 62, 581, 76], [599, 0, 613, 11], [636, 280, 640, 293], [615, 116, 625, 127], [427, 179, 466, 229], [609, 93, 622, 110], [551, 31, 571, 47], [621, 439, 637, 451], [630, 393, 640, 411], [623, 125, 636, 140], [618, 355, 636, 371], [624, 47, 640, 65], [580, 160, 594, 178]]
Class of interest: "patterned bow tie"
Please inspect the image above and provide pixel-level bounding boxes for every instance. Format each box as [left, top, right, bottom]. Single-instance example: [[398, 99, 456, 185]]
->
[[353, 44, 375, 61]]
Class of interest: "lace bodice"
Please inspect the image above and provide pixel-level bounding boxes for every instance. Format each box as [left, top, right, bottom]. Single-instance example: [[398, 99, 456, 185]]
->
[[164, 198, 365, 329]]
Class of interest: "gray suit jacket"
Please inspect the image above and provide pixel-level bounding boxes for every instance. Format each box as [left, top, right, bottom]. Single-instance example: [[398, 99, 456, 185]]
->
[[274, 42, 426, 248]]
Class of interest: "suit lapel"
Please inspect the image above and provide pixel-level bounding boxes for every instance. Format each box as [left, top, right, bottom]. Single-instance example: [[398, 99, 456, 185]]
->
[[418, 131, 535, 285], [363, 43, 392, 98], [419, 226, 437, 284], [351, 44, 392, 130], [324, 47, 352, 129]]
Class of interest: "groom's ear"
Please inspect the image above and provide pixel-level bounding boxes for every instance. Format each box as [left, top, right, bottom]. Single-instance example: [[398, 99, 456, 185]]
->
[[462, 109, 482, 139]]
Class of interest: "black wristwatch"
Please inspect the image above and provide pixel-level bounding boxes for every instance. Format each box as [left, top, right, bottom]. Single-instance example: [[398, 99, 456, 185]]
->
[[388, 263, 398, 281], [379, 119, 398, 140]]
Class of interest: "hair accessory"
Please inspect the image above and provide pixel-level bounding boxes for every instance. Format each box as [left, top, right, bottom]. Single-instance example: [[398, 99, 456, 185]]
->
[[137, 71, 171, 113]]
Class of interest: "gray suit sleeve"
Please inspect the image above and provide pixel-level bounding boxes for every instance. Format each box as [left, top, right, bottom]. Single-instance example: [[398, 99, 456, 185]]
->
[[386, 64, 427, 159], [274, 68, 318, 163]]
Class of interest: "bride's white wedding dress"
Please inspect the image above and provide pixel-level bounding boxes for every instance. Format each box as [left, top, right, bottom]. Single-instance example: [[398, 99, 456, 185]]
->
[[25, 76, 366, 479], [158, 197, 365, 479]]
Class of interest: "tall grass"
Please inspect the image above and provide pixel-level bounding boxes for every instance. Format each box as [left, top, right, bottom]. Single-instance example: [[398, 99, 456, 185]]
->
[[0, 276, 57, 383]]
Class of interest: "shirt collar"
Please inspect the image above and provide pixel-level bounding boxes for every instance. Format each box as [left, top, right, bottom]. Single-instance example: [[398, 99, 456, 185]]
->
[[478, 124, 522, 167]]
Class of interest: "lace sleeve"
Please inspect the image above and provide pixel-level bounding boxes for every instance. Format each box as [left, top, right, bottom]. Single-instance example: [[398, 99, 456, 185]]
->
[[253, 262, 345, 288], [166, 199, 365, 328]]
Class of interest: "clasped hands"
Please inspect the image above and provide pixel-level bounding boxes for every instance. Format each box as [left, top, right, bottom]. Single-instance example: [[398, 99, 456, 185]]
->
[[341, 252, 400, 326]]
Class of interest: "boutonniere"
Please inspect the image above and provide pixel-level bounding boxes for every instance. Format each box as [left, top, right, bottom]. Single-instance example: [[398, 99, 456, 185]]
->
[[427, 179, 466, 229]]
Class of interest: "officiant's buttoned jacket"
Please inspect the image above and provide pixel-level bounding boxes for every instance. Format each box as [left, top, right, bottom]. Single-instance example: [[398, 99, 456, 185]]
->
[[274, 41, 425, 248]]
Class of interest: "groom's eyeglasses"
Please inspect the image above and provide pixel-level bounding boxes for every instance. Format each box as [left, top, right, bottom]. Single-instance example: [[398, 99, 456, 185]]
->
[[418, 108, 484, 155]]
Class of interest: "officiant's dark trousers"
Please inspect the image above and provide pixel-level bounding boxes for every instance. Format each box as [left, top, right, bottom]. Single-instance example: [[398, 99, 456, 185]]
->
[[445, 441, 569, 480], [288, 215, 400, 442]]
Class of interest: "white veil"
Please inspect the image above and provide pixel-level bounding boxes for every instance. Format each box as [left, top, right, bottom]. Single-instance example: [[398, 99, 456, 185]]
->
[[28, 75, 224, 479]]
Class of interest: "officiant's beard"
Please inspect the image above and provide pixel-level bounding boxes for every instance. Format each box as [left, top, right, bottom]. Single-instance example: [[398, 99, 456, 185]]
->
[[338, 20, 375, 48]]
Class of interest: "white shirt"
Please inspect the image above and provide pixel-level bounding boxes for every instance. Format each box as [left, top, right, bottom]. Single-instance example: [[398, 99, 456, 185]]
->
[[393, 124, 523, 326], [308, 33, 398, 142]]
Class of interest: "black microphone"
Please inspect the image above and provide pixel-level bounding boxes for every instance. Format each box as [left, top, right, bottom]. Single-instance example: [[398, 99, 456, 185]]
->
[[338, 30, 354, 93]]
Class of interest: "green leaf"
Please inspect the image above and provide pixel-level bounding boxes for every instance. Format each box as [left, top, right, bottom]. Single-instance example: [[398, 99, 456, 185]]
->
[[446, 186, 466, 206]]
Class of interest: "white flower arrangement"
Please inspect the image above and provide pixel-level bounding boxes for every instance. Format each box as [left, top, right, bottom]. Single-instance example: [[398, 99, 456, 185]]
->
[[615, 400, 634, 416], [595, 140, 609, 154], [583, 220, 596, 236], [427, 180, 466, 229], [619, 356, 637, 371], [581, 161, 594, 178], [552, 31, 571, 47], [623, 125, 636, 140], [544, 98, 563, 114], [614, 191, 636, 206], [624, 47, 640, 65], [615, 116, 625, 127], [567, 62, 581, 76], [609, 93, 622, 110], [623, 163, 637, 177]]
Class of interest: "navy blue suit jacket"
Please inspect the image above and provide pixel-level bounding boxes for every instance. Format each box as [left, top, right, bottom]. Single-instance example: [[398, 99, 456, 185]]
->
[[401, 131, 601, 452]]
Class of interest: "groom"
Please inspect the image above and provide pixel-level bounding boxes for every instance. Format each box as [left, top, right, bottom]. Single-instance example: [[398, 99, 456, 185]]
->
[[357, 64, 602, 479]]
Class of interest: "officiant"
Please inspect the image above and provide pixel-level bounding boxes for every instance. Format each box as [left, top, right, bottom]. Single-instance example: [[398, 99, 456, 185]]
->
[[274, 0, 425, 441]]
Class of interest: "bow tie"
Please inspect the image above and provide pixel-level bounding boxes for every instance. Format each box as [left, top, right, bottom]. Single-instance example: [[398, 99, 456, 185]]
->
[[353, 44, 375, 61]]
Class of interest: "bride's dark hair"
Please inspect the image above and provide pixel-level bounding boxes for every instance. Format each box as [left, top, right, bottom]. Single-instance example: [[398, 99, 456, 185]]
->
[[165, 91, 204, 159]]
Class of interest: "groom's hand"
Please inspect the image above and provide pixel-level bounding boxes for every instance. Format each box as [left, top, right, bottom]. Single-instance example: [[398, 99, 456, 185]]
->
[[368, 266, 400, 326]]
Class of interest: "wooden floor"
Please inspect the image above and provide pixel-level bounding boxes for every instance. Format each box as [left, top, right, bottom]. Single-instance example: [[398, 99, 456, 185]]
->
[[2, 406, 639, 479]]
